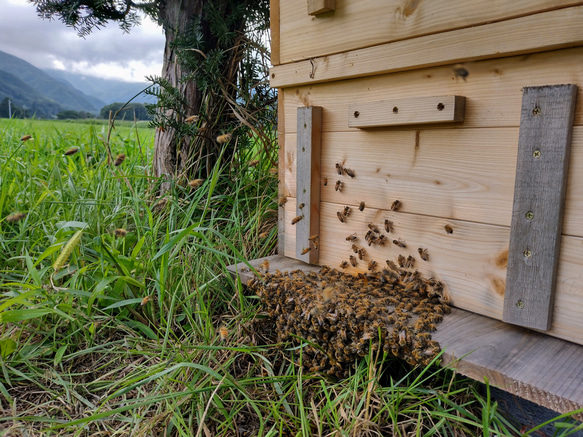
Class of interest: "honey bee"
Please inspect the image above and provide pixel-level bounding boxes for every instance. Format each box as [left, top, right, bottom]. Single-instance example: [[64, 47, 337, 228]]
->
[[377, 235, 388, 246], [184, 115, 199, 124], [368, 223, 379, 233], [384, 219, 393, 233], [308, 234, 319, 243], [337, 211, 345, 223], [20, 135, 32, 142], [393, 238, 406, 248], [188, 179, 204, 189], [346, 233, 357, 241], [343, 206, 351, 217], [114, 228, 127, 238], [358, 248, 366, 260], [114, 153, 126, 166], [141, 295, 153, 306], [343, 168, 355, 178], [6, 212, 26, 223], [445, 224, 453, 234], [298, 203, 305, 209], [349, 255, 358, 267], [367, 260, 377, 271], [216, 133, 232, 143], [418, 247, 429, 261], [291, 215, 303, 225], [335, 180, 343, 192], [398, 330, 409, 347], [64, 147, 79, 156], [259, 231, 269, 238], [219, 325, 229, 341], [405, 255, 415, 269], [278, 196, 287, 207], [351, 244, 359, 253], [390, 200, 401, 211], [398, 254, 406, 268], [248, 159, 260, 167], [453, 64, 469, 81], [340, 260, 349, 269], [335, 162, 343, 175], [301, 247, 312, 255], [259, 259, 270, 272], [359, 201, 365, 211], [386, 259, 399, 271], [323, 177, 328, 186]]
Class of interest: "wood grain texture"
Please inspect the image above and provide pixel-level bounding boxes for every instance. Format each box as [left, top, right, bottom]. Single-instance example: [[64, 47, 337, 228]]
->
[[273, 5, 583, 87], [295, 107, 322, 263], [282, 198, 583, 346], [307, 0, 335, 15], [270, 0, 280, 66], [504, 85, 578, 330], [279, 0, 583, 64], [348, 96, 465, 128], [277, 92, 286, 255], [226, 255, 583, 415], [282, 47, 583, 134]]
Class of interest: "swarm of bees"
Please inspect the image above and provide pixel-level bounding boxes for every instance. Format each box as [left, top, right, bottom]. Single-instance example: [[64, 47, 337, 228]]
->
[[247, 264, 450, 378]]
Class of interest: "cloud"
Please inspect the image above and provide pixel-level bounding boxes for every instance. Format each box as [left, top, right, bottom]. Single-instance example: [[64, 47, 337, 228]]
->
[[0, 0, 165, 82]]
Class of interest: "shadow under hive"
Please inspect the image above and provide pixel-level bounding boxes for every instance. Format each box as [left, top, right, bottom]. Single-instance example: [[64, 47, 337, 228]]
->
[[247, 264, 451, 378]]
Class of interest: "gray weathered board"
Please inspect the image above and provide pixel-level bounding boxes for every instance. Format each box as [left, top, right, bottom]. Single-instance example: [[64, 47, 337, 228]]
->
[[295, 107, 322, 264], [503, 84, 578, 331], [348, 95, 465, 128]]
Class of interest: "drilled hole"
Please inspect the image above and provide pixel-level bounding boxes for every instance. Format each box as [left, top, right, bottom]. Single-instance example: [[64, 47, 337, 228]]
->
[[393, 107, 398, 114], [354, 111, 360, 118], [437, 103, 445, 111]]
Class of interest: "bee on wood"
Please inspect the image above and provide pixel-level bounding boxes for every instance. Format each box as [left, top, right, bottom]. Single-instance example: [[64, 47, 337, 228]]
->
[[323, 177, 328, 186], [308, 234, 319, 243], [343, 168, 355, 178], [453, 64, 469, 81], [398, 254, 406, 268], [335, 162, 344, 175], [301, 247, 311, 255], [114, 153, 126, 166], [444, 224, 453, 234], [6, 212, 26, 223], [358, 201, 365, 211], [340, 260, 349, 269], [298, 203, 305, 209], [393, 238, 406, 248], [291, 215, 303, 225], [384, 219, 393, 233], [114, 228, 127, 238], [278, 196, 287, 207], [335, 180, 343, 192], [343, 206, 351, 217], [349, 255, 358, 267], [368, 223, 379, 233], [189, 179, 204, 189], [219, 326, 229, 341], [141, 295, 153, 306], [259, 259, 270, 272], [390, 200, 401, 211], [358, 248, 366, 260], [418, 247, 429, 261], [346, 233, 357, 241], [351, 244, 359, 253], [367, 260, 377, 271], [64, 147, 79, 156], [377, 234, 388, 246], [386, 259, 399, 271], [336, 211, 345, 223], [216, 133, 232, 144]]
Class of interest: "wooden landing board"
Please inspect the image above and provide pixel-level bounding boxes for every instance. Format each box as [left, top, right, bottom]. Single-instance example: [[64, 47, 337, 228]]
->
[[295, 107, 322, 264], [273, 5, 583, 87], [225, 255, 583, 416], [503, 85, 578, 331], [348, 96, 465, 128], [307, 0, 335, 15]]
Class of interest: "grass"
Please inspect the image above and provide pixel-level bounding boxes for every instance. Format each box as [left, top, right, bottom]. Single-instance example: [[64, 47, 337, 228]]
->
[[0, 118, 581, 436]]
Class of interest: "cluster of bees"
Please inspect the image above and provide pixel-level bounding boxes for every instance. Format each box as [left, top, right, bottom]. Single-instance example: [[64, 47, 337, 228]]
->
[[247, 262, 450, 378]]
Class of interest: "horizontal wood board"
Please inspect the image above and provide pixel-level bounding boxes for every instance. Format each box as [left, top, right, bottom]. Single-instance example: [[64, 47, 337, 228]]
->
[[282, 47, 583, 134], [226, 255, 583, 415], [272, 5, 583, 87], [279, 0, 583, 64], [281, 198, 583, 346], [503, 85, 578, 330], [281, 127, 583, 237]]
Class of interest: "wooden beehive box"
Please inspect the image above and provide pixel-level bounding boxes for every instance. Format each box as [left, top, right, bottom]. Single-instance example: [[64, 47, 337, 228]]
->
[[234, 0, 583, 413]]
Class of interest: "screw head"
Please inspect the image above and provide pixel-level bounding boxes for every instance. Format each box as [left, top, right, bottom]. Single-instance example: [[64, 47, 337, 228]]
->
[[525, 211, 534, 220], [516, 300, 525, 309], [532, 106, 541, 116], [533, 150, 541, 158], [523, 249, 532, 258]]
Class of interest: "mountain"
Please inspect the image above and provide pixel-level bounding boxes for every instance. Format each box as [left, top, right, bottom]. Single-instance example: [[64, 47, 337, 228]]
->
[[0, 50, 104, 116], [44, 69, 156, 105], [0, 70, 63, 118]]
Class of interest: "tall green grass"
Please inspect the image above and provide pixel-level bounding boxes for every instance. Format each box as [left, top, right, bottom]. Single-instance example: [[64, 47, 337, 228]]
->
[[0, 119, 581, 436]]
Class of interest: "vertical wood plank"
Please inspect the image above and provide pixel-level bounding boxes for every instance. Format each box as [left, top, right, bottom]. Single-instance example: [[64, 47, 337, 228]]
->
[[277, 91, 286, 256], [307, 0, 335, 16], [295, 107, 322, 264], [503, 84, 578, 331], [270, 0, 280, 66]]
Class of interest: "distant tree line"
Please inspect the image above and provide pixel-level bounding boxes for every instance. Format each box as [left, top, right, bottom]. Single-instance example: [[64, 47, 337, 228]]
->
[[0, 98, 152, 121]]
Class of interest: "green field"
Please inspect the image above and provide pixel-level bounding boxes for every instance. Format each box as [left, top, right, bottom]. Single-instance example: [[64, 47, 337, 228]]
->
[[0, 119, 580, 436]]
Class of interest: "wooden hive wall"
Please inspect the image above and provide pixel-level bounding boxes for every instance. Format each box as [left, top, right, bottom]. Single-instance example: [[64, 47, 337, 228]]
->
[[277, 46, 583, 346]]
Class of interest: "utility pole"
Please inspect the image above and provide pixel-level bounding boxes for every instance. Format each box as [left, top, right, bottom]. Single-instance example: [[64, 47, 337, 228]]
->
[[8, 99, 11, 119]]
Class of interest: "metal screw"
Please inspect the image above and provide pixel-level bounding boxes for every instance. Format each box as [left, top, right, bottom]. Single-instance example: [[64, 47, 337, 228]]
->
[[516, 300, 525, 309], [532, 106, 541, 116], [523, 249, 532, 258], [525, 211, 534, 220], [533, 150, 541, 158]]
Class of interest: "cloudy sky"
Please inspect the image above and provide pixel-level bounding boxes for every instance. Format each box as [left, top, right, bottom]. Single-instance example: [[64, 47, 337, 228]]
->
[[0, 0, 165, 82]]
